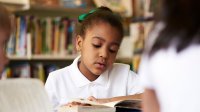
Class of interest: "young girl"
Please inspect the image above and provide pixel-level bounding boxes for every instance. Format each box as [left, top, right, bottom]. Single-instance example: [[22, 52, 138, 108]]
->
[[0, 5, 11, 78], [45, 6, 143, 110], [139, 0, 200, 112]]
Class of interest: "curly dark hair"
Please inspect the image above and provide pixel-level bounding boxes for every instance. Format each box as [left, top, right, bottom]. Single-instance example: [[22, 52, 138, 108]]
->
[[149, 0, 200, 56]]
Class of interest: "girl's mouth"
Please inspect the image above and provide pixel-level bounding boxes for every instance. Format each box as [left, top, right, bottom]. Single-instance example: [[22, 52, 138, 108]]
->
[[95, 62, 106, 69]]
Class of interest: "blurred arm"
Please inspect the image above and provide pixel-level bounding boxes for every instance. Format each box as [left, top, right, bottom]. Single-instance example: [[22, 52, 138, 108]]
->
[[142, 89, 160, 112]]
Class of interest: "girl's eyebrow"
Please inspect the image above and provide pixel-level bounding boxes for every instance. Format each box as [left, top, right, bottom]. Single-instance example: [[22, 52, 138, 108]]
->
[[92, 36, 105, 41], [92, 36, 120, 46]]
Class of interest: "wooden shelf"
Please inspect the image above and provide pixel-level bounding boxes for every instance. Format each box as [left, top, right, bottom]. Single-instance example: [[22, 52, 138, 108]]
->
[[14, 4, 94, 17], [8, 54, 78, 60], [0, 0, 30, 11], [131, 16, 154, 23], [7, 55, 31, 60], [32, 54, 78, 60], [8, 54, 132, 63], [0, 0, 29, 5]]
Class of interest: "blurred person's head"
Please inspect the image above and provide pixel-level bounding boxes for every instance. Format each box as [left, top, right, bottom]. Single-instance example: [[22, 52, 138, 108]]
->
[[149, 0, 200, 55], [0, 5, 11, 77]]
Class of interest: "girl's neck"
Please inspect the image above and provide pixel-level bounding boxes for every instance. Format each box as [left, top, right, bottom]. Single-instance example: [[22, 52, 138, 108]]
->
[[78, 61, 99, 81]]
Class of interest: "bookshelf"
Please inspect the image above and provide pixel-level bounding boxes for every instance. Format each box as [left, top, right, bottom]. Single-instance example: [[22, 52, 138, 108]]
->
[[1, 1, 96, 81], [8, 54, 132, 62], [14, 4, 94, 17], [3, 0, 155, 81], [8, 55, 77, 60]]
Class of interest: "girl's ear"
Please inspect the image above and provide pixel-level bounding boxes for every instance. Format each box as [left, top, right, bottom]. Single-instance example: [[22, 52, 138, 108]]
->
[[76, 35, 83, 52]]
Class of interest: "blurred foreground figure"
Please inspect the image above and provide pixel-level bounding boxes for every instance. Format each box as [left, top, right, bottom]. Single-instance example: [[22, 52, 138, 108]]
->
[[139, 0, 200, 112], [0, 5, 11, 79]]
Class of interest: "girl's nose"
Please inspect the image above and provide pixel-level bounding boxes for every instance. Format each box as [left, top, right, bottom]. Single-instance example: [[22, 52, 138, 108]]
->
[[99, 48, 108, 58]]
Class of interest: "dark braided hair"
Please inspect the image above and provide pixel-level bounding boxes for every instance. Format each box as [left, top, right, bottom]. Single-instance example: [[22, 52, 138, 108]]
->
[[76, 6, 123, 39]]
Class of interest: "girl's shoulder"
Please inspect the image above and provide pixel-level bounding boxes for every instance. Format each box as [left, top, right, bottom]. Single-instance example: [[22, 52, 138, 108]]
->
[[109, 63, 131, 75], [108, 63, 137, 81], [112, 63, 130, 69]]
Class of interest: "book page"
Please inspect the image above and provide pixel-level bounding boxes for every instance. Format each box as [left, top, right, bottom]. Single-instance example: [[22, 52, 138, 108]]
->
[[103, 100, 122, 107], [68, 98, 122, 107], [58, 98, 116, 112], [69, 98, 100, 106], [0, 78, 53, 112], [58, 105, 115, 112], [58, 98, 142, 112]]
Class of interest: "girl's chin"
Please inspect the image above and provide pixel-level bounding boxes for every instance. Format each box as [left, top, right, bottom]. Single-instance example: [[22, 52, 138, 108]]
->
[[92, 69, 106, 76]]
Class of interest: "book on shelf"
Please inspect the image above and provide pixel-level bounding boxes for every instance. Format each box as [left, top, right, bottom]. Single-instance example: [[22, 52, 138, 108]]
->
[[10, 63, 31, 78], [32, 63, 45, 82], [32, 63, 59, 82], [2, 62, 59, 82], [60, 18, 69, 55], [58, 99, 142, 112], [93, 0, 126, 13], [6, 15, 77, 58]]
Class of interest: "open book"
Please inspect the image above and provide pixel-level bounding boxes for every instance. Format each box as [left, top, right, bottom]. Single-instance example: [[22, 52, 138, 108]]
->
[[58, 99, 141, 112]]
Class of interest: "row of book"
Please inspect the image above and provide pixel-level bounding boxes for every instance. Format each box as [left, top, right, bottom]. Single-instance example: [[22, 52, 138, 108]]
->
[[30, 0, 95, 8], [2, 63, 59, 82], [7, 15, 77, 57]]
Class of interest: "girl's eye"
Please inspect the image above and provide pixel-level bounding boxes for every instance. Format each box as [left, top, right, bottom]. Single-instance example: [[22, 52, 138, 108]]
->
[[92, 44, 101, 48], [109, 49, 118, 53], [109, 46, 119, 53]]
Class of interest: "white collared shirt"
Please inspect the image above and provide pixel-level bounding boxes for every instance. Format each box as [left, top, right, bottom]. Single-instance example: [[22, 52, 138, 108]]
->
[[45, 56, 143, 109]]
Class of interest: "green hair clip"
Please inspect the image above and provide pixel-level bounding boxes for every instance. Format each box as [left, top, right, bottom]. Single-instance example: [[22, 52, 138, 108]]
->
[[78, 9, 97, 23]]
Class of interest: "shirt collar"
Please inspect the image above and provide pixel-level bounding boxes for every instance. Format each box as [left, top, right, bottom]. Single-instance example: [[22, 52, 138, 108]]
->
[[70, 55, 109, 87]]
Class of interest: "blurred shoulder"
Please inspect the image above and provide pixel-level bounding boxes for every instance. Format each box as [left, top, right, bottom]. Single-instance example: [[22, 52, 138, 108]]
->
[[112, 63, 130, 70]]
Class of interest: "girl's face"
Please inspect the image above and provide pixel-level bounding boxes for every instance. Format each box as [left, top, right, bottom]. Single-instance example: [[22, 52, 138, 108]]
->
[[76, 21, 122, 81], [0, 29, 9, 76]]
